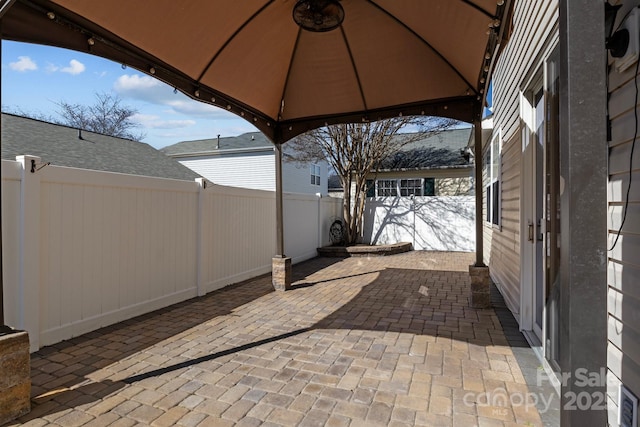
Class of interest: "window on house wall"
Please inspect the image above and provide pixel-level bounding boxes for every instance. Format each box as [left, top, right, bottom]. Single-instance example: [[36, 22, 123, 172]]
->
[[374, 178, 441, 197], [310, 164, 321, 186], [485, 131, 501, 226], [400, 179, 423, 196], [377, 179, 398, 196]]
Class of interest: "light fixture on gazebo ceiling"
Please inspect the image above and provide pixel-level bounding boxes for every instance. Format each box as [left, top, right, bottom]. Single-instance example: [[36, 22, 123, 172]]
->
[[293, 0, 345, 32]]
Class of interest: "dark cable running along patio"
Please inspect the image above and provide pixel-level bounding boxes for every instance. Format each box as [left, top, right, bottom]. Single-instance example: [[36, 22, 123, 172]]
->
[[0, 0, 513, 143]]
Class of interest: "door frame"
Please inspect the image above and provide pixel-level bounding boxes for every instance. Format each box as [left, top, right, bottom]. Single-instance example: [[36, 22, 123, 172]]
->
[[519, 75, 545, 341], [519, 39, 560, 355]]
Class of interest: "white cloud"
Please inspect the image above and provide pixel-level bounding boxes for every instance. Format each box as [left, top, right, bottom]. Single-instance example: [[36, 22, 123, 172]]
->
[[165, 99, 229, 118], [9, 56, 37, 72], [45, 59, 86, 75], [114, 74, 236, 119], [114, 74, 171, 104], [132, 113, 196, 129], [60, 59, 85, 75]]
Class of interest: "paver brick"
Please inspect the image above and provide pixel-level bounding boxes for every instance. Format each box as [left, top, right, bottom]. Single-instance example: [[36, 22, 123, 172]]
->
[[218, 384, 251, 405], [391, 406, 417, 424], [127, 403, 164, 424], [246, 403, 275, 420], [110, 400, 141, 417], [266, 408, 304, 426], [81, 412, 119, 427], [50, 410, 94, 427], [17, 252, 552, 427], [178, 394, 205, 410], [176, 411, 207, 427], [367, 401, 393, 424], [298, 408, 330, 427], [334, 400, 369, 419], [151, 407, 189, 427], [106, 418, 137, 427], [221, 399, 255, 421]]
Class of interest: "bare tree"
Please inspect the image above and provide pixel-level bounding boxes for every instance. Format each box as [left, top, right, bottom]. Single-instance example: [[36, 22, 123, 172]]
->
[[1, 105, 57, 123], [287, 116, 458, 245], [3, 92, 146, 141], [55, 92, 146, 141]]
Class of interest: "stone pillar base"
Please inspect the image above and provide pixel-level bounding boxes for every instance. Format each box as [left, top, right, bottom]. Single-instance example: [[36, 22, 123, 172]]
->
[[272, 257, 292, 291], [469, 265, 492, 309], [0, 330, 31, 425]]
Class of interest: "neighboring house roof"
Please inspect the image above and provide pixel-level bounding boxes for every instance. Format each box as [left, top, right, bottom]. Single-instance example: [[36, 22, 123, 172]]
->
[[162, 131, 320, 168], [162, 132, 273, 157], [1, 113, 200, 181], [379, 127, 474, 171]]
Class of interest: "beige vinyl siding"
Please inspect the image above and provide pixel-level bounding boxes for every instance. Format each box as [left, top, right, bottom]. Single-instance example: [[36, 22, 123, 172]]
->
[[487, 132, 521, 314], [493, 1, 558, 144], [488, 0, 559, 317], [606, 1, 640, 421]]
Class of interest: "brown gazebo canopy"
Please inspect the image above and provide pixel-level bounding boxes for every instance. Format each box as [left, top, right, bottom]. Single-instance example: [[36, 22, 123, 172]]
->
[[0, 0, 512, 143]]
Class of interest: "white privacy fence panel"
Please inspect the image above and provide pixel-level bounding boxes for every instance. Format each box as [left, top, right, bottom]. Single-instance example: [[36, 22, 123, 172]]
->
[[1, 157, 342, 351], [284, 193, 321, 263], [199, 184, 276, 293], [38, 167, 200, 347], [284, 193, 343, 263], [363, 196, 475, 252]]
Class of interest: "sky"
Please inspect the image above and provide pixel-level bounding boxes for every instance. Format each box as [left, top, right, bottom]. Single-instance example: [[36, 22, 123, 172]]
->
[[1, 40, 258, 149]]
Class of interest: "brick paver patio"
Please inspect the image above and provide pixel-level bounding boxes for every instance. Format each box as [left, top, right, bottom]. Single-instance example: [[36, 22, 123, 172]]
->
[[7, 252, 553, 427]]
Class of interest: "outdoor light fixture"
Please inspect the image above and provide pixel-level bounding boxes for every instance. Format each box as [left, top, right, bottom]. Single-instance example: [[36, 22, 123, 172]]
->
[[605, 2, 629, 57], [293, 0, 344, 32]]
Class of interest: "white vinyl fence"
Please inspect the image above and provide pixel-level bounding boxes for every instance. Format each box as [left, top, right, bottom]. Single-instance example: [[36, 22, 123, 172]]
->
[[1, 156, 341, 351], [362, 196, 475, 251]]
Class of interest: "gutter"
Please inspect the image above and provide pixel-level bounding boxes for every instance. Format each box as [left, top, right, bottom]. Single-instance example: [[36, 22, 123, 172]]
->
[[165, 145, 273, 158], [375, 164, 474, 173]]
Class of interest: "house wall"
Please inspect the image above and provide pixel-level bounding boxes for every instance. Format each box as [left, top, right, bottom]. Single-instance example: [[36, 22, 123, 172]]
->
[[1, 158, 342, 351], [606, 1, 640, 424], [435, 177, 472, 196], [489, 0, 559, 317], [282, 160, 329, 196], [364, 168, 473, 196], [367, 167, 472, 181], [177, 151, 276, 192], [493, 1, 640, 423], [174, 151, 328, 195]]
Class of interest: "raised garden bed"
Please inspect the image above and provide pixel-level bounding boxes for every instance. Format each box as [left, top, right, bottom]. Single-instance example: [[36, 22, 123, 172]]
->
[[317, 242, 412, 257]]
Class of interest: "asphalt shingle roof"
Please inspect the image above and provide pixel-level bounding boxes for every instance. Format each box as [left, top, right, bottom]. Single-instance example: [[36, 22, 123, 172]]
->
[[379, 127, 474, 170], [161, 132, 272, 156], [1, 113, 200, 181]]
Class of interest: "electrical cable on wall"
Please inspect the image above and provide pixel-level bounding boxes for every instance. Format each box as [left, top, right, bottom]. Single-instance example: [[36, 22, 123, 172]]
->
[[609, 55, 639, 251]]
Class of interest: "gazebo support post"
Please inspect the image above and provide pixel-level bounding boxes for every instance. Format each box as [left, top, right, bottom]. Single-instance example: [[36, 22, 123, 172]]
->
[[272, 142, 291, 291], [469, 116, 491, 308]]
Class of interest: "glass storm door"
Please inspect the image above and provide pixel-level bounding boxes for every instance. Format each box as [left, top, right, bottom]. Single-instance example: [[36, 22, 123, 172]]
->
[[521, 46, 561, 370]]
